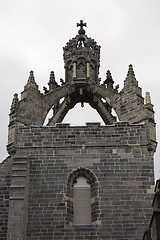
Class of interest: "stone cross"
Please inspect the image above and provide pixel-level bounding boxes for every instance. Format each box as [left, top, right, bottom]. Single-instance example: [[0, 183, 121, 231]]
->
[[77, 20, 87, 34]]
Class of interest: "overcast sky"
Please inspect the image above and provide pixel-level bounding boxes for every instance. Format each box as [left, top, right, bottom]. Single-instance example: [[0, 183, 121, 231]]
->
[[0, 0, 160, 180]]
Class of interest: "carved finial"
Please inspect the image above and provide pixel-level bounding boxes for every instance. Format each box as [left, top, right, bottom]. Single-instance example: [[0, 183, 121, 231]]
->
[[43, 86, 49, 94], [60, 78, 65, 85], [103, 70, 114, 88], [49, 71, 55, 82], [145, 92, 151, 104], [124, 64, 138, 87], [106, 70, 113, 82], [48, 71, 59, 91], [77, 20, 87, 35], [127, 64, 135, 78], [10, 93, 19, 112], [28, 71, 35, 83]]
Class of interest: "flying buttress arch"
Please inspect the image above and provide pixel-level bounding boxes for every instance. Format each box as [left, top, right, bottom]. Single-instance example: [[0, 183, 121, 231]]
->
[[42, 84, 121, 126]]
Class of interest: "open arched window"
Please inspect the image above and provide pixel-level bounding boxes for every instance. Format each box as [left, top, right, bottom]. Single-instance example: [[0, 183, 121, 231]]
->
[[73, 176, 91, 225]]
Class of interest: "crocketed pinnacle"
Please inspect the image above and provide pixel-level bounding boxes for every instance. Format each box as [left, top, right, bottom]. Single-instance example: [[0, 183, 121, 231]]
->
[[124, 64, 138, 87], [103, 70, 114, 88], [48, 71, 59, 90], [28, 71, 35, 83], [145, 92, 151, 104], [127, 64, 135, 78], [10, 93, 19, 112], [49, 71, 55, 82], [106, 70, 114, 82]]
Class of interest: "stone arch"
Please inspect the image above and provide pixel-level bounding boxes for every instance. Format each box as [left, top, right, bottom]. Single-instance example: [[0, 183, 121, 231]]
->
[[42, 84, 75, 124], [46, 99, 116, 126], [66, 167, 101, 225], [88, 84, 121, 119], [42, 84, 121, 125], [76, 34, 88, 47]]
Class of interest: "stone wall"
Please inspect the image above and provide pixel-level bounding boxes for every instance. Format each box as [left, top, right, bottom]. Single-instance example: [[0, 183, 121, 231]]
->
[[7, 122, 154, 240], [0, 157, 12, 240]]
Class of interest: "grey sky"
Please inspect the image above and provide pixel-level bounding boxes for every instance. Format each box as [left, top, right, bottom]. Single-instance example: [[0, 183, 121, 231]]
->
[[0, 0, 160, 179]]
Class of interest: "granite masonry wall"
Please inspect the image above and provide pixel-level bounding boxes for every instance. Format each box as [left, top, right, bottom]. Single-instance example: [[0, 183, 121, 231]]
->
[[0, 157, 12, 240], [6, 122, 155, 240]]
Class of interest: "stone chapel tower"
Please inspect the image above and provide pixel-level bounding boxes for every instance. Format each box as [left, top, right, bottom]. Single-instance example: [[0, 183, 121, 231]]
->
[[0, 21, 157, 240]]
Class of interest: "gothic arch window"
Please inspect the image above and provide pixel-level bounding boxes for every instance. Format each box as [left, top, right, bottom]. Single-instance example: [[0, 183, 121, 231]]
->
[[67, 168, 100, 225]]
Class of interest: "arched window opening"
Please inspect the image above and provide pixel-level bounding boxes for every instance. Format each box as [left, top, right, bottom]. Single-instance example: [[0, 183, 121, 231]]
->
[[73, 177, 91, 225], [67, 168, 101, 226]]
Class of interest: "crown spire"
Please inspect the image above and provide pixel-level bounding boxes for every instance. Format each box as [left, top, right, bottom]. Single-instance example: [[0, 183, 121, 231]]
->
[[63, 21, 100, 84]]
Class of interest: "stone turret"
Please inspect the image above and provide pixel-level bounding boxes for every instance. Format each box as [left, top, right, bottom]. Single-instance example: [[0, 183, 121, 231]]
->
[[119, 64, 156, 151], [7, 71, 43, 153]]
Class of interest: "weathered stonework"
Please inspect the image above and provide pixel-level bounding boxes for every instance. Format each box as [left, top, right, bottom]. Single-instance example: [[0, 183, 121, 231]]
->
[[0, 158, 12, 240], [0, 21, 157, 239]]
